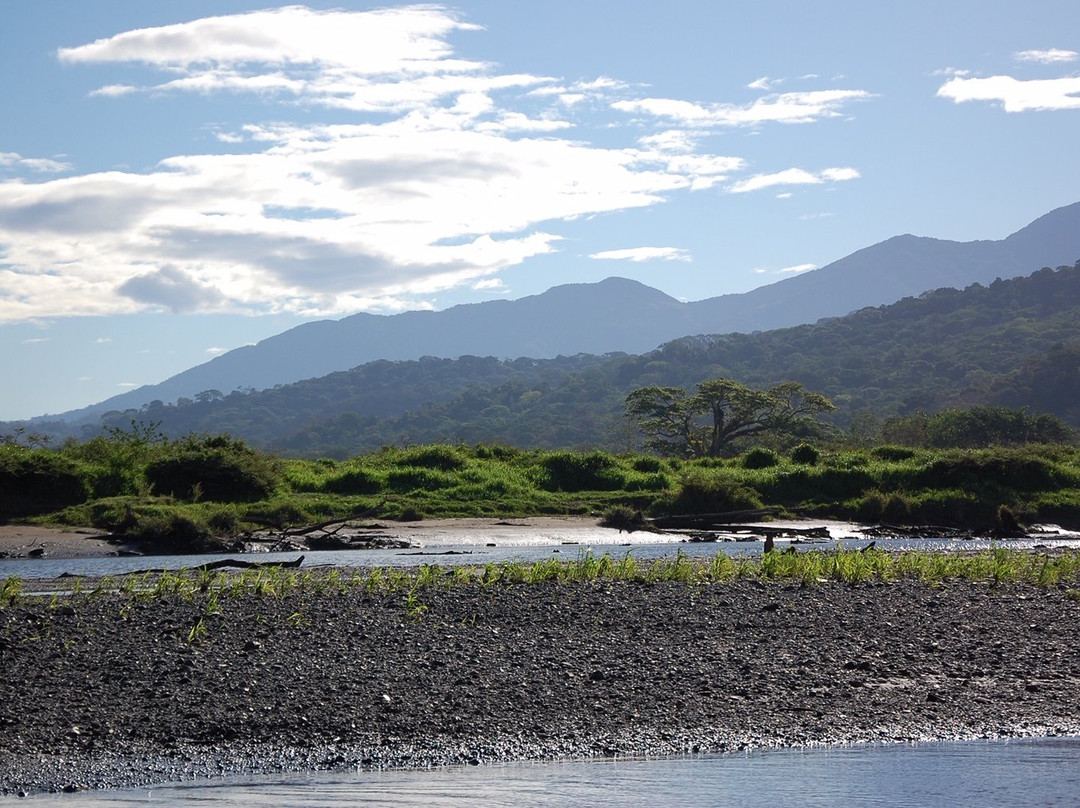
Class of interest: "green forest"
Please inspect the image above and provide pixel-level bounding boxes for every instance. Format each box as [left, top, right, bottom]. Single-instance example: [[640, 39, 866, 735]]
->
[[35, 261, 1075, 458], [6, 263, 1080, 547]]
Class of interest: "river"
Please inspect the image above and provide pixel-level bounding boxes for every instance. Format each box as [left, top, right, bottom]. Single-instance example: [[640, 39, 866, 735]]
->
[[18, 737, 1080, 806], [4, 521, 1080, 581]]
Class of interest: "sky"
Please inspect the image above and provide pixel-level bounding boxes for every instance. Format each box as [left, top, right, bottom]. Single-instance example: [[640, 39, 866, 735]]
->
[[2, 1, 1079, 421]]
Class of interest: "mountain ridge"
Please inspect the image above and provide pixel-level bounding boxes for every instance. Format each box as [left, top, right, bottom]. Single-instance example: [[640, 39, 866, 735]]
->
[[27, 201, 1080, 424]]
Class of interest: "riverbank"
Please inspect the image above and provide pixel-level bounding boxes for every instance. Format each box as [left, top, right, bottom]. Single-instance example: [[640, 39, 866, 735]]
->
[[0, 517, 606, 560], [3, 568, 1080, 795]]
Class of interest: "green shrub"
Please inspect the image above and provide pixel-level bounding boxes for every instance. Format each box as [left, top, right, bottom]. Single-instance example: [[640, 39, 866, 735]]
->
[[386, 467, 454, 492], [855, 490, 886, 523], [130, 512, 228, 554], [207, 509, 239, 534], [913, 450, 1060, 494], [244, 500, 312, 528], [743, 448, 780, 469], [908, 489, 991, 526], [144, 436, 278, 502], [397, 505, 424, 522], [395, 445, 466, 471], [322, 467, 383, 495], [631, 456, 665, 473], [539, 451, 624, 492], [790, 444, 820, 465], [872, 445, 917, 462], [664, 467, 764, 513], [0, 447, 90, 517]]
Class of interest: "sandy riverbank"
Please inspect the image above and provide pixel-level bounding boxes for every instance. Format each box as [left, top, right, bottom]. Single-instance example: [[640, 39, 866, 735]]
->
[[2, 571, 1079, 795], [0, 517, 608, 561]]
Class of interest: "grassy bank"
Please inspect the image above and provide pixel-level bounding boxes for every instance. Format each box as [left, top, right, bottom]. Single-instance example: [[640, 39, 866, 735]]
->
[[4, 429, 1080, 551], [5, 548, 1080, 614]]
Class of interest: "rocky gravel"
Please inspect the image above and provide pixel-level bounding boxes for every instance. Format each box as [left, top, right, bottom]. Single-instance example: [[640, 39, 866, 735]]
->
[[2, 575, 1080, 795]]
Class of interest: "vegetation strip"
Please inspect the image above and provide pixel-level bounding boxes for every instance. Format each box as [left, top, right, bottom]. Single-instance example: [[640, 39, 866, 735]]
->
[[5, 426, 1080, 556], [5, 549, 1080, 611]]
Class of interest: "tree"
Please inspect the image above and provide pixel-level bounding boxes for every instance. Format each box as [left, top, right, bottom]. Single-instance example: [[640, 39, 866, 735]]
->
[[624, 386, 700, 456], [625, 378, 835, 457]]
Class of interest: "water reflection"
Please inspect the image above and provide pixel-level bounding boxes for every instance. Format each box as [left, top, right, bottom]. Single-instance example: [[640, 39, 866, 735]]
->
[[22, 738, 1080, 807]]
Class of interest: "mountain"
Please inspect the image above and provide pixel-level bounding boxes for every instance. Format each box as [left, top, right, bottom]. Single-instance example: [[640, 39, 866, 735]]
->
[[32, 201, 1080, 424], [81, 261, 1080, 456], [681, 201, 1080, 333]]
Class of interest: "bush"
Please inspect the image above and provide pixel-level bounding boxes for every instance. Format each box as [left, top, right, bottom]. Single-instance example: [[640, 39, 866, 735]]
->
[[631, 456, 665, 473], [0, 447, 90, 517], [395, 445, 466, 471], [539, 451, 624, 492], [144, 436, 278, 502], [913, 450, 1060, 494], [743, 448, 780, 469], [872, 445, 916, 461], [322, 467, 383, 495], [664, 467, 764, 513], [790, 444, 820, 465], [396, 505, 424, 522], [385, 467, 454, 492], [108, 506, 230, 553]]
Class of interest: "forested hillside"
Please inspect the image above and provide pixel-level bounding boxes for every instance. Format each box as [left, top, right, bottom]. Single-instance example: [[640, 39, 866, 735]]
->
[[38, 262, 1080, 456], [37, 201, 1080, 425]]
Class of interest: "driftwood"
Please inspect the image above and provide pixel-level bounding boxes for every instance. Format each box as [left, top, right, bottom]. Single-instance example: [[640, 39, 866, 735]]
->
[[126, 556, 305, 575], [647, 509, 779, 530], [245, 502, 385, 535]]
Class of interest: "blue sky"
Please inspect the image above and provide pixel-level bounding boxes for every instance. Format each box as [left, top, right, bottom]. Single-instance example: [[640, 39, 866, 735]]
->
[[2, 1, 1079, 421]]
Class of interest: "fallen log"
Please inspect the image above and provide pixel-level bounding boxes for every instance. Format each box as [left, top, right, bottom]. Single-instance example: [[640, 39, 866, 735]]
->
[[646, 509, 779, 530], [125, 556, 305, 575]]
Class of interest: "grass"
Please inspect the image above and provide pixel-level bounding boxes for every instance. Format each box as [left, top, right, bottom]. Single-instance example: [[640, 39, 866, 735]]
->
[[5, 549, 1080, 617]]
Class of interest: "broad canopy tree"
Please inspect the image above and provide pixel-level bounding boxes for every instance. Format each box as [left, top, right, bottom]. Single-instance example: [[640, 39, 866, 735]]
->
[[625, 378, 835, 457]]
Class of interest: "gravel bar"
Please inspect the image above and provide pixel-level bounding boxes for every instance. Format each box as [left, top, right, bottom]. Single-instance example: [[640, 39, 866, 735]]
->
[[2, 576, 1080, 795]]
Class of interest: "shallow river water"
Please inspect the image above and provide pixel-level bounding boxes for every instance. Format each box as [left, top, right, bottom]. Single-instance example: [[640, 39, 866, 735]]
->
[[21, 737, 1080, 807], [4, 524, 1080, 581]]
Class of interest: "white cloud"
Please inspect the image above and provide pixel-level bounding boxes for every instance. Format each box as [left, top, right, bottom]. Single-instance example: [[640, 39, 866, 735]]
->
[[937, 74, 1080, 111], [117, 382, 139, 388], [728, 166, 859, 194], [932, 67, 971, 78], [0, 152, 71, 173], [820, 167, 860, 182], [0, 6, 867, 323], [613, 89, 872, 127], [1014, 49, 1079, 64], [56, 6, 534, 115], [21, 337, 50, 344], [747, 76, 776, 91], [89, 84, 139, 98], [754, 262, 817, 276], [205, 346, 228, 356], [590, 247, 692, 263], [95, 337, 112, 344]]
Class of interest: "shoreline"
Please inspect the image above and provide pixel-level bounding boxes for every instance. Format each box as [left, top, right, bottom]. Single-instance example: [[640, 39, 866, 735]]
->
[[0, 517, 613, 561], [3, 572, 1080, 795]]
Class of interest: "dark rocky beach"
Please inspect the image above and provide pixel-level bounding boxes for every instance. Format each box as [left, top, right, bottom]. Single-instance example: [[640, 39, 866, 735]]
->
[[2, 572, 1080, 796]]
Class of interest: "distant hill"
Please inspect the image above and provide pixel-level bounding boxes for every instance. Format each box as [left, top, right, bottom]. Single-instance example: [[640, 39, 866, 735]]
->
[[24, 200, 1080, 425], [67, 261, 1080, 456]]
